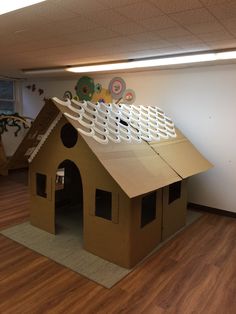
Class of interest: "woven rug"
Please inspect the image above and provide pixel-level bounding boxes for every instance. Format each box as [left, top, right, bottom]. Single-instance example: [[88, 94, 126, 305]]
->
[[1, 210, 202, 288]]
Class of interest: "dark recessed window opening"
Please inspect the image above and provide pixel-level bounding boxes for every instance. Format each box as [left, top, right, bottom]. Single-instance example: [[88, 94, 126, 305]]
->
[[119, 119, 128, 126], [95, 189, 112, 221], [141, 191, 156, 228], [169, 181, 182, 204], [60, 123, 78, 148], [36, 173, 47, 198]]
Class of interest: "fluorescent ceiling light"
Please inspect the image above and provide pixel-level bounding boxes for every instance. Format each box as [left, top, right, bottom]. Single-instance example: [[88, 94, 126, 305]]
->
[[66, 50, 236, 74], [23, 68, 67, 75], [0, 0, 46, 15], [23, 50, 236, 75]]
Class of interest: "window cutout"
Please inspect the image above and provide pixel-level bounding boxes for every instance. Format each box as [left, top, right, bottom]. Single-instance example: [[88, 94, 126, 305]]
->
[[36, 173, 47, 198], [95, 189, 112, 221], [169, 181, 181, 204], [0, 80, 15, 114], [60, 123, 78, 148], [141, 191, 156, 228]]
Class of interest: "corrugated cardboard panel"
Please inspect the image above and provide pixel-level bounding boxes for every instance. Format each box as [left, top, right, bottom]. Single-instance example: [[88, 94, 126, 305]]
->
[[151, 138, 213, 179], [162, 180, 187, 241]]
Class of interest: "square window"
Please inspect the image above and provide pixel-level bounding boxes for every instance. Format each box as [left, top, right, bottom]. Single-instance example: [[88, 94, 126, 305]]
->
[[141, 191, 156, 228], [0, 80, 15, 114], [95, 189, 112, 221], [36, 173, 47, 198], [169, 181, 181, 204]]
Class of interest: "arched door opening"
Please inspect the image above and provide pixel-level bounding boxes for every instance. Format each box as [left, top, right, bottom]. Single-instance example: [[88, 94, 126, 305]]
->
[[55, 160, 83, 239]]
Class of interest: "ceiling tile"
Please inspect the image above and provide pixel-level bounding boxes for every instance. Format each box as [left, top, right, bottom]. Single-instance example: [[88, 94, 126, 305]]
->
[[221, 17, 236, 29], [185, 21, 225, 34], [52, 0, 108, 14], [30, 2, 79, 21], [66, 28, 119, 43], [179, 44, 210, 51], [197, 30, 234, 42], [97, 0, 142, 8], [150, 0, 203, 13], [140, 15, 178, 30], [108, 22, 146, 35], [200, 0, 234, 6], [170, 8, 217, 25], [156, 27, 193, 38], [167, 35, 204, 45], [128, 32, 166, 42], [42, 17, 97, 36], [86, 9, 129, 26], [207, 3, 236, 20], [116, 2, 163, 20], [127, 40, 175, 50]]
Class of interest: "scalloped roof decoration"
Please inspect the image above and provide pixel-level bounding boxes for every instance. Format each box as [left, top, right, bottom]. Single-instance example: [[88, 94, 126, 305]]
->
[[52, 97, 176, 145]]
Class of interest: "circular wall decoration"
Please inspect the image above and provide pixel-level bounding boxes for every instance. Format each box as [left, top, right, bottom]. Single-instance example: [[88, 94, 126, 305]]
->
[[108, 77, 126, 99], [60, 123, 78, 148], [95, 83, 102, 94], [123, 89, 136, 105], [76, 76, 95, 101], [63, 90, 72, 100], [92, 88, 112, 104]]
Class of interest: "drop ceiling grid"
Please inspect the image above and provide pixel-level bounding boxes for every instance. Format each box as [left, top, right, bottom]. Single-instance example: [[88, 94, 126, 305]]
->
[[1, 0, 236, 76]]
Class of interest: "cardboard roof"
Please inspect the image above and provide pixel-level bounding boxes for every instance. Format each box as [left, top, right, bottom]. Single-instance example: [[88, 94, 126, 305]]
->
[[16, 99, 212, 198], [52, 98, 177, 145]]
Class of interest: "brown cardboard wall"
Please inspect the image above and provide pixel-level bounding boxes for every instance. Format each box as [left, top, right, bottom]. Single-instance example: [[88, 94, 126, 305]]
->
[[162, 179, 188, 241], [30, 117, 132, 268], [129, 189, 163, 268]]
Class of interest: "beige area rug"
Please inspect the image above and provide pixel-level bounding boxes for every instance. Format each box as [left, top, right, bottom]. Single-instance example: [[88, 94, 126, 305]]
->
[[1, 210, 202, 288]]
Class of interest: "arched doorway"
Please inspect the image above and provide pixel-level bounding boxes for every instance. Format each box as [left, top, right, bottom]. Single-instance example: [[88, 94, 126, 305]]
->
[[55, 160, 83, 239]]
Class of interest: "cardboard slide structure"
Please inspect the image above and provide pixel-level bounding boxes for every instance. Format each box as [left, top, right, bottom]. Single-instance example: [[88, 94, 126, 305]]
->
[[15, 98, 212, 268], [0, 135, 7, 175]]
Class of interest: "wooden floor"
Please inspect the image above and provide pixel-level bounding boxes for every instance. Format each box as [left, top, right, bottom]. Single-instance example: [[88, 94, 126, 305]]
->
[[1, 171, 236, 313]]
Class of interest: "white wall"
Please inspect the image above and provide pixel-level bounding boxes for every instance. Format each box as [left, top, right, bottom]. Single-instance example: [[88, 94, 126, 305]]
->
[[21, 64, 236, 212]]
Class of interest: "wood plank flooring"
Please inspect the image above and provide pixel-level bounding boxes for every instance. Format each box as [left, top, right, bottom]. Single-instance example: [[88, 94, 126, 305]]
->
[[1, 170, 236, 313]]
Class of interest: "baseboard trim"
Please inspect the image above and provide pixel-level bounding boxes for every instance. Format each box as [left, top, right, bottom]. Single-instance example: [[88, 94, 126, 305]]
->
[[188, 203, 236, 219]]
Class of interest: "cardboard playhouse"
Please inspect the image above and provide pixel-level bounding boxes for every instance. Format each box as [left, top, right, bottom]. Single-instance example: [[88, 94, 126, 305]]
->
[[16, 97, 212, 268]]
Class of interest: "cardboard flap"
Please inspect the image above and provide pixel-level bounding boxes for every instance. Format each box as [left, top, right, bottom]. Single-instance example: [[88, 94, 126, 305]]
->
[[151, 139, 213, 179], [80, 135, 181, 198]]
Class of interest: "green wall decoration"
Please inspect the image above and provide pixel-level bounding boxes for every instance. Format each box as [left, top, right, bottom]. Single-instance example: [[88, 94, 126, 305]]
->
[[75, 76, 95, 101]]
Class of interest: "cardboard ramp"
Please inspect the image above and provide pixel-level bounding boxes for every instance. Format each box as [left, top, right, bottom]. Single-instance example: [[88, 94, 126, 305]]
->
[[0, 135, 7, 175], [7, 102, 59, 171]]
